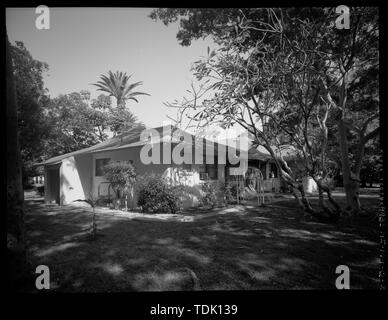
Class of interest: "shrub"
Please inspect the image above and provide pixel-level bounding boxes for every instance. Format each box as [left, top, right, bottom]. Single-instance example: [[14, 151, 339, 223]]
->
[[104, 161, 136, 209], [200, 182, 217, 208], [224, 182, 238, 204], [136, 175, 179, 214], [170, 184, 202, 209], [200, 181, 228, 208], [223, 178, 245, 203]]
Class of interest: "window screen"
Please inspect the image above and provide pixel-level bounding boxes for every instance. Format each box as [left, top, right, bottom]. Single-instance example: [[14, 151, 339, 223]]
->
[[95, 158, 110, 176]]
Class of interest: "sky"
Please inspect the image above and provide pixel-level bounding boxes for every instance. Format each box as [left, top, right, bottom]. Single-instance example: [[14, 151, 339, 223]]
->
[[6, 7, 219, 129]]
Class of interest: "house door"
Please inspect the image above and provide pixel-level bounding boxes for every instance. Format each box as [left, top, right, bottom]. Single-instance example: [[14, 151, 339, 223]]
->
[[47, 167, 60, 204]]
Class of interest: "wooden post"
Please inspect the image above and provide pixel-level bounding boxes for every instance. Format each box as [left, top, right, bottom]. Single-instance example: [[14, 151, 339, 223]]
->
[[262, 177, 265, 205], [236, 176, 239, 205], [259, 170, 264, 206], [257, 176, 260, 206]]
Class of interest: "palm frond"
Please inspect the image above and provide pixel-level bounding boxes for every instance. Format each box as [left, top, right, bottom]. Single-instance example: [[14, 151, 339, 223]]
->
[[127, 97, 139, 103], [93, 70, 149, 109]]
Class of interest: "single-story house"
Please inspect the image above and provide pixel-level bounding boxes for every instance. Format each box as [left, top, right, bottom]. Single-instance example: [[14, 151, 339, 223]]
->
[[40, 125, 316, 207]]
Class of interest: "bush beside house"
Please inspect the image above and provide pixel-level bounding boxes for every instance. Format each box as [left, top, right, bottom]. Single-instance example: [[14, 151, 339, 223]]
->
[[102, 166, 245, 213], [104, 161, 136, 210], [136, 175, 180, 214]]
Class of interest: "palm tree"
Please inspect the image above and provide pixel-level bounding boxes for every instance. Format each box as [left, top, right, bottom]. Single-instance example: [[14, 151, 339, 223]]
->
[[93, 71, 150, 110]]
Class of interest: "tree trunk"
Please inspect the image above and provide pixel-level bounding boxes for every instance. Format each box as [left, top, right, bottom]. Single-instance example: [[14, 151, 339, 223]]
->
[[314, 178, 341, 222], [97, 125, 105, 142], [338, 120, 360, 212], [338, 131, 360, 212], [345, 179, 360, 212], [6, 34, 32, 291], [259, 134, 338, 222], [318, 185, 325, 208], [292, 189, 304, 210], [117, 99, 126, 111], [297, 184, 314, 214], [336, 73, 361, 213]]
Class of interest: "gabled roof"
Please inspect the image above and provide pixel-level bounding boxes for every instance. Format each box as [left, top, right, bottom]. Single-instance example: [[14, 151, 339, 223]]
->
[[40, 124, 236, 166], [40, 124, 298, 167], [40, 125, 145, 165]]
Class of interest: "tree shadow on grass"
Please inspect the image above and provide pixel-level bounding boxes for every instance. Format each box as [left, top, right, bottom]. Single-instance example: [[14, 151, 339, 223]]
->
[[24, 195, 380, 292]]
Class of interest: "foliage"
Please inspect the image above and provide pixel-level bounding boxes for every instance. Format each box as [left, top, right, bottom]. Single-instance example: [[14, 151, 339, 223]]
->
[[7, 35, 33, 291], [44, 90, 144, 157], [152, 7, 379, 217], [79, 92, 144, 140], [149, 8, 242, 47], [88, 94, 112, 142], [104, 161, 136, 209], [92, 70, 149, 135], [107, 107, 144, 135], [199, 181, 218, 208], [200, 181, 228, 208], [359, 137, 381, 187], [136, 175, 179, 214], [44, 92, 101, 156], [93, 70, 150, 110], [167, 184, 200, 211], [199, 181, 243, 207], [224, 182, 240, 204], [10, 41, 50, 185], [9, 42, 147, 186]]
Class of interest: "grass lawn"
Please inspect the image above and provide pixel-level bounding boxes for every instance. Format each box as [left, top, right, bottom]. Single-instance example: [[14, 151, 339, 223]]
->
[[24, 189, 381, 291]]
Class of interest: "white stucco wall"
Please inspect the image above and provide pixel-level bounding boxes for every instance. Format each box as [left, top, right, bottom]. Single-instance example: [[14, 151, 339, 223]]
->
[[90, 145, 226, 206], [60, 157, 84, 204], [55, 145, 317, 207], [59, 154, 93, 205]]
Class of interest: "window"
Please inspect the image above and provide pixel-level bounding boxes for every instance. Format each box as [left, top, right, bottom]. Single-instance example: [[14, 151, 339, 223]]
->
[[182, 163, 192, 170], [95, 158, 110, 176], [199, 164, 218, 180], [199, 172, 209, 180], [116, 160, 133, 165], [206, 164, 218, 180]]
